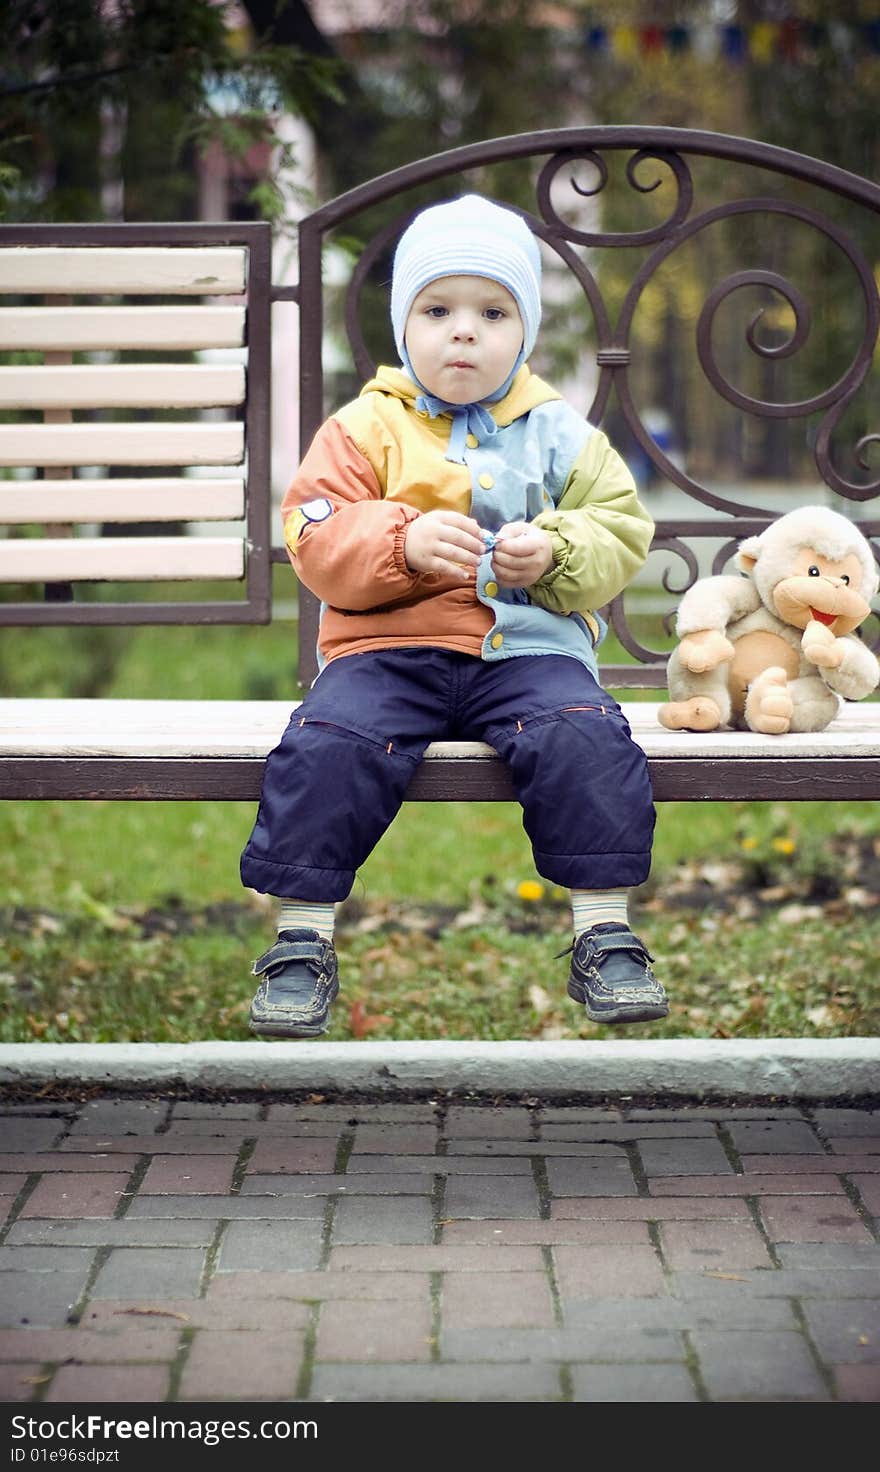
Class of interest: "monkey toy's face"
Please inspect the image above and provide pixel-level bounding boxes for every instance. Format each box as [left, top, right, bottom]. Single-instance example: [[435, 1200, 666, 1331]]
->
[[771, 546, 870, 634]]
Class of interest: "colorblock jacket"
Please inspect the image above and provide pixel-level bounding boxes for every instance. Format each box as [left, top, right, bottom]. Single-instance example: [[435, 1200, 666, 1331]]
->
[[281, 365, 653, 677]]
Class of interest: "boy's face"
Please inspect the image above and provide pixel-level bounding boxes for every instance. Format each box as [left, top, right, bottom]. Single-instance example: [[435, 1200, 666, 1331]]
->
[[404, 274, 523, 404]]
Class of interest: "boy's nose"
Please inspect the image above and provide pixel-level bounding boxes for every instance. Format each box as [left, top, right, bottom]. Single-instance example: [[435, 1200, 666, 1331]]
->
[[452, 314, 477, 340]]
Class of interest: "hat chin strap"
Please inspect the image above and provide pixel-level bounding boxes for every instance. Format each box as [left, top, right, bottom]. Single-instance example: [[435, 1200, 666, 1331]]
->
[[400, 347, 525, 464]]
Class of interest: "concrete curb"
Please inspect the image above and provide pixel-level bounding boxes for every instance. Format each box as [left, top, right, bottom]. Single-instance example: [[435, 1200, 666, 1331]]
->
[[0, 1038, 878, 1099]]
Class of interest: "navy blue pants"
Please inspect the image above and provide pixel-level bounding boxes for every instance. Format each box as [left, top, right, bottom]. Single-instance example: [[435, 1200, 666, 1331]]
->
[[240, 648, 655, 901]]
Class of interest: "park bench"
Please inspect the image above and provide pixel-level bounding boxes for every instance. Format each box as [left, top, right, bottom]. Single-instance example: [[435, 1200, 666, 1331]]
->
[[0, 126, 878, 807]]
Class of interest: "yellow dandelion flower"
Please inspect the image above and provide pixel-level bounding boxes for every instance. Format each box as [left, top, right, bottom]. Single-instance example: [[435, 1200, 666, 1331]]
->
[[740, 836, 759, 851], [517, 880, 545, 902], [772, 837, 796, 855]]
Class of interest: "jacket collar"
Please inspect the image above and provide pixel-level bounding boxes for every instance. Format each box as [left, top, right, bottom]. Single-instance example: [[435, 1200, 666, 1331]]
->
[[361, 364, 561, 459]]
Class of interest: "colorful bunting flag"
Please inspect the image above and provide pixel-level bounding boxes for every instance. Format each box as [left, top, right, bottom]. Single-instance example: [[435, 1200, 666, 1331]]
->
[[581, 18, 880, 64], [749, 21, 777, 64], [720, 24, 746, 61]]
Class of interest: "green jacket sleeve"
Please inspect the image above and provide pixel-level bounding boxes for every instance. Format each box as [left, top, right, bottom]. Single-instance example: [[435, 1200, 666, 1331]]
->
[[529, 429, 653, 613]]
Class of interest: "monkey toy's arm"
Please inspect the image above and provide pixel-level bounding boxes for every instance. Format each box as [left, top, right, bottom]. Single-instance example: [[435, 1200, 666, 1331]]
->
[[673, 574, 761, 673], [801, 620, 880, 701]]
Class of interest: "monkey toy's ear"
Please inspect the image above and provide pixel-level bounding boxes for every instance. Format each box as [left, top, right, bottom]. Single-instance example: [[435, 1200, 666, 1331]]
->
[[735, 535, 762, 576]]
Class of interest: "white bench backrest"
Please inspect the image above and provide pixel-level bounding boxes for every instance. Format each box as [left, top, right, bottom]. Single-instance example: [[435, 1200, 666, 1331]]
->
[[0, 230, 271, 617]]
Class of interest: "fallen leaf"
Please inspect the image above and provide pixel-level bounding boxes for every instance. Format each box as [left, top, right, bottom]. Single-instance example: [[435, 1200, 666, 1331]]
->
[[699, 862, 740, 888], [114, 1307, 190, 1322], [844, 889, 878, 910], [348, 1000, 393, 1039], [450, 903, 490, 929], [34, 913, 63, 935], [528, 984, 551, 1015], [758, 885, 795, 903], [704, 1271, 748, 1281], [778, 903, 820, 925]]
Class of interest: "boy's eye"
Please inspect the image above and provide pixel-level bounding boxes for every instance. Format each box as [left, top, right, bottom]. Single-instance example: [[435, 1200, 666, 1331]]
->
[[484, 308, 505, 321], [426, 306, 448, 318]]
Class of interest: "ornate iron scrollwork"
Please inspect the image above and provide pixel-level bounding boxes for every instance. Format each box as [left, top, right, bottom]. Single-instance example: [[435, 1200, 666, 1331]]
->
[[536, 146, 694, 248], [298, 128, 880, 682]]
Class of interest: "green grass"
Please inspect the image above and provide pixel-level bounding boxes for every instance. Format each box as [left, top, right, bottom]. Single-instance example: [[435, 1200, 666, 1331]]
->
[[0, 619, 301, 702], [1, 895, 876, 1045], [1, 794, 875, 910], [0, 797, 877, 1043]]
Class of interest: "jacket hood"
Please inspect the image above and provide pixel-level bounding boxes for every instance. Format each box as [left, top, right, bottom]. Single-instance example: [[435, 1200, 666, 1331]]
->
[[361, 364, 561, 426]]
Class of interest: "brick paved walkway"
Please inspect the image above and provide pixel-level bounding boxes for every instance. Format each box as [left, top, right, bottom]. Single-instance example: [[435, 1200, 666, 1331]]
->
[[0, 1095, 878, 1403]]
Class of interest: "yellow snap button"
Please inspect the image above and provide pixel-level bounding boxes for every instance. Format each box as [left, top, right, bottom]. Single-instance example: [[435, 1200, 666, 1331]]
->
[[484, 581, 498, 598], [491, 632, 504, 649], [478, 472, 495, 489], [466, 433, 478, 449]]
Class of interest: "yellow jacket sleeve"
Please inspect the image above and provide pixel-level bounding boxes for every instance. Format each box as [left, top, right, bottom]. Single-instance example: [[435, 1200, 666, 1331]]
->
[[529, 429, 653, 612]]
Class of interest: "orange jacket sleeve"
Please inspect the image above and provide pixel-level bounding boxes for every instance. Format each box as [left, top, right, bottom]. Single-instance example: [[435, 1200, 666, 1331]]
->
[[281, 418, 424, 611]]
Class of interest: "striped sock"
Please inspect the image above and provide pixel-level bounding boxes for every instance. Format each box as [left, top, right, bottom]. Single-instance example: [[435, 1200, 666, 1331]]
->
[[275, 899, 336, 942], [570, 889, 629, 937]]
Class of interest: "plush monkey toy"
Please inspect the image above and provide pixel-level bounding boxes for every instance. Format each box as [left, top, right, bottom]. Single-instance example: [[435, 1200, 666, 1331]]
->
[[659, 505, 879, 735]]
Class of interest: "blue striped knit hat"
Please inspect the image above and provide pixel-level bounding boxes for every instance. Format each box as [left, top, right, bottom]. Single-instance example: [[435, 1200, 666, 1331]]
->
[[391, 194, 542, 363]]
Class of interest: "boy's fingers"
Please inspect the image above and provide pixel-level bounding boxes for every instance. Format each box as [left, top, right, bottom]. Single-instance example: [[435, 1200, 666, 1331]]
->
[[493, 545, 534, 570], [434, 537, 481, 572], [438, 511, 482, 537], [436, 557, 472, 579], [439, 531, 484, 560], [495, 532, 537, 557]]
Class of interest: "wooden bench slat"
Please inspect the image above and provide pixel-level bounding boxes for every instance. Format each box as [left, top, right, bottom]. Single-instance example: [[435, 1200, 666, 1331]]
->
[[0, 478, 245, 524], [0, 306, 246, 351], [0, 422, 244, 468], [0, 538, 245, 582], [0, 248, 246, 295], [0, 699, 875, 760], [3, 753, 878, 804], [0, 365, 246, 410]]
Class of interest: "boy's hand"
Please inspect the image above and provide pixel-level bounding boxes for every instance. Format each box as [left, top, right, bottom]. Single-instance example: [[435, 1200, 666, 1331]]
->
[[491, 521, 554, 588], [404, 510, 485, 580]]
